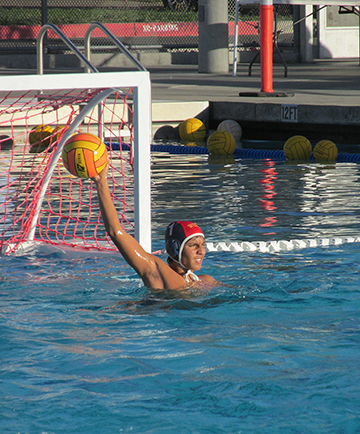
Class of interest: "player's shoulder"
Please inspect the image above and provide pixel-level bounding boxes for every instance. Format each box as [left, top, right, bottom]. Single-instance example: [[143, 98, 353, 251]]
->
[[199, 274, 217, 283]]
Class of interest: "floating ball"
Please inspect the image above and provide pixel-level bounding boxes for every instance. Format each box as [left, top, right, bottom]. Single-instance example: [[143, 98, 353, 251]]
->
[[62, 133, 108, 179], [207, 130, 236, 155], [313, 140, 338, 161], [0, 134, 14, 150], [153, 125, 178, 140], [53, 125, 69, 142], [283, 135, 312, 160], [179, 118, 206, 142], [29, 124, 54, 153], [217, 119, 242, 141]]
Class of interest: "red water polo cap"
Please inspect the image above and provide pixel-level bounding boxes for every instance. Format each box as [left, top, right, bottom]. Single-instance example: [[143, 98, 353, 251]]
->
[[165, 221, 204, 267]]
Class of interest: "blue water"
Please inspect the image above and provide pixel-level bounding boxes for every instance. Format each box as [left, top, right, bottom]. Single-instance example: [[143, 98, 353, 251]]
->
[[1, 153, 360, 433]]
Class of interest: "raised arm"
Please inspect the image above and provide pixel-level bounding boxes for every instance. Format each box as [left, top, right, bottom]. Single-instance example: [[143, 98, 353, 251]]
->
[[92, 163, 185, 290], [92, 167, 148, 267]]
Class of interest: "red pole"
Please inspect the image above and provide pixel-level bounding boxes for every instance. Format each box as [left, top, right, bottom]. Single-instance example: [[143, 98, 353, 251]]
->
[[260, 0, 273, 93]]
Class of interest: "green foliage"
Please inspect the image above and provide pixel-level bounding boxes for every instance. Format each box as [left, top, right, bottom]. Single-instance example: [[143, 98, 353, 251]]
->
[[0, 8, 40, 25], [0, 6, 198, 26]]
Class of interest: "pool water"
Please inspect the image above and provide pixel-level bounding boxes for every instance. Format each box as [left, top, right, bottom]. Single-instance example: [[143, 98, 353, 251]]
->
[[1, 153, 360, 433]]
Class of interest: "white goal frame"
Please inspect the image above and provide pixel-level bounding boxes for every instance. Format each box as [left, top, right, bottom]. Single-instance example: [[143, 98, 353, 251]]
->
[[0, 71, 152, 253]]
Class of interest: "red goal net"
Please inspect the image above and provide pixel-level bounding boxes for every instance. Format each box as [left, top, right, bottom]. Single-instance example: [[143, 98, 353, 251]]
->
[[0, 74, 145, 255]]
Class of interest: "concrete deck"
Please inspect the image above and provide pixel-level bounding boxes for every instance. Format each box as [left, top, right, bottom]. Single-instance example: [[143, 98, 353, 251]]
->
[[148, 59, 360, 144]]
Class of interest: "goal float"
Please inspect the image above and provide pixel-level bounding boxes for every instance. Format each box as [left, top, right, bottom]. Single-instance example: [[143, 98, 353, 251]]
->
[[206, 236, 360, 253]]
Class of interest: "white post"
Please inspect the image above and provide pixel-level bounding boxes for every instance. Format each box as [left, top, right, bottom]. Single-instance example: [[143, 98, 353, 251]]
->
[[232, 0, 240, 76], [133, 74, 152, 253], [299, 4, 313, 63]]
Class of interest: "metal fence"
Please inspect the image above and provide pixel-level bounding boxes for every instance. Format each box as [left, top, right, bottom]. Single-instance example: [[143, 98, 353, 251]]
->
[[0, 0, 295, 56]]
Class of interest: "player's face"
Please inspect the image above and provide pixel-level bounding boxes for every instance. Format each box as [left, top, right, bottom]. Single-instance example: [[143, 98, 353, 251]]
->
[[181, 236, 206, 271]]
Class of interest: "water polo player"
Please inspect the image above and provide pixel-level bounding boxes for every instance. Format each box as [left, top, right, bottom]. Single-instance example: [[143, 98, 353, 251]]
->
[[92, 162, 216, 290]]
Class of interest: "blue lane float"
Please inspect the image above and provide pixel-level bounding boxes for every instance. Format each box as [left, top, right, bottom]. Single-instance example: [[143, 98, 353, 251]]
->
[[152, 144, 209, 155], [106, 142, 360, 163], [151, 144, 287, 160]]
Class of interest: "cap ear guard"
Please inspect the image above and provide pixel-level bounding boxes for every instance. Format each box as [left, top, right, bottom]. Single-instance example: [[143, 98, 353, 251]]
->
[[178, 233, 204, 268], [165, 238, 180, 262]]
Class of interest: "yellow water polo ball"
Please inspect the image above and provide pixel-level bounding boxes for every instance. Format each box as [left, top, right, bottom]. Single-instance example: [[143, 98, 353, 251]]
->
[[62, 133, 108, 179], [29, 124, 54, 153], [53, 125, 69, 142], [283, 135, 312, 160], [0, 134, 14, 150], [313, 140, 338, 161], [179, 118, 206, 142], [207, 130, 236, 155]]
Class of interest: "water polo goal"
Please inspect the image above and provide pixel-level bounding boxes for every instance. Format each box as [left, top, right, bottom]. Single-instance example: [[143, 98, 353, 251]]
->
[[0, 71, 152, 255]]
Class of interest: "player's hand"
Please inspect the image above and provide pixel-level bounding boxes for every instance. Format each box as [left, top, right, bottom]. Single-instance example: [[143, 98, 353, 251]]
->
[[91, 159, 109, 183]]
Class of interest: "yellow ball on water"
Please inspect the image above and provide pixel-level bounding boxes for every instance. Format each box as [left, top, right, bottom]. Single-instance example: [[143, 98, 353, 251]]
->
[[313, 140, 338, 161], [29, 124, 54, 153], [179, 118, 206, 142], [207, 130, 236, 155], [0, 134, 14, 150], [283, 135, 312, 160], [53, 125, 69, 142]]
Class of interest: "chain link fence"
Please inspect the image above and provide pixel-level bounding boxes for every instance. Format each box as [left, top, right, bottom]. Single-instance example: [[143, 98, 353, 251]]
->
[[234, 4, 295, 53], [0, 0, 295, 58]]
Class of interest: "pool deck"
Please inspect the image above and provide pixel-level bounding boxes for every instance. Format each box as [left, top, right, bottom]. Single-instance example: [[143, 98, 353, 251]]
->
[[148, 60, 360, 144], [1, 59, 360, 144]]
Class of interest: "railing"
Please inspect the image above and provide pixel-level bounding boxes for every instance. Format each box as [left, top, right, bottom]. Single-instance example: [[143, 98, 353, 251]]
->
[[37, 23, 98, 75], [36, 22, 147, 147], [37, 22, 147, 75], [84, 22, 147, 73]]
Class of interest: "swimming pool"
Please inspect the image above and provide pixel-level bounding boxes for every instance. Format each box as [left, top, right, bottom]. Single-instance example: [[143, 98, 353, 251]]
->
[[1, 152, 360, 433]]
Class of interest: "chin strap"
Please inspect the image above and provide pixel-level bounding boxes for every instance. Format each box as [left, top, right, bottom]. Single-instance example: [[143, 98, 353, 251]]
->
[[184, 269, 200, 283]]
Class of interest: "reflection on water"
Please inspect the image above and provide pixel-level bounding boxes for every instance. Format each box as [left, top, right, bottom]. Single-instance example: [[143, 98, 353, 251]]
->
[[2, 144, 360, 434], [3, 144, 360, 248], [151, 152, 360, 243], [258, 160, 278, 231]]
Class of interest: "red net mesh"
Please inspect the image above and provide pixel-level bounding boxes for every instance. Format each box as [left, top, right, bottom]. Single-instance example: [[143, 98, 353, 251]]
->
[[0, 86, 135, 254]]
